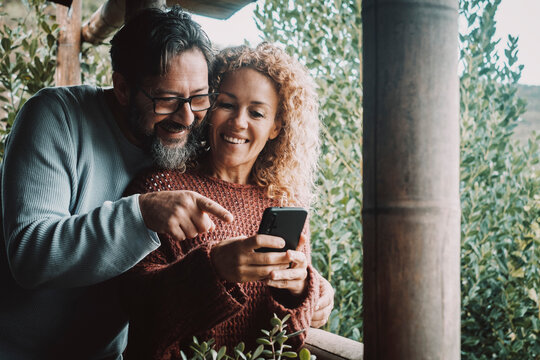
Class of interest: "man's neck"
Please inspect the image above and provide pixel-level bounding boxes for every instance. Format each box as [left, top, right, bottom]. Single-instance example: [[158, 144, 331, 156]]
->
[[103, 88, 143, 148]]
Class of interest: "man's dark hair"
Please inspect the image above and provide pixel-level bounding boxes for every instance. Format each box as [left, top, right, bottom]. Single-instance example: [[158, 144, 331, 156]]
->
[[110, 6, 213, 86]]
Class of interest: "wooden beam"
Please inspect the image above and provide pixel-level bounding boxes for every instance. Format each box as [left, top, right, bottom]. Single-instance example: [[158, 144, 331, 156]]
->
[[125, 0, 166, 22], [305, 328, 363, 360], [55, 0, 82, 85], [170, 0, 255, 20], [81, 0, 256, 44], [81, 0, 124, 44]]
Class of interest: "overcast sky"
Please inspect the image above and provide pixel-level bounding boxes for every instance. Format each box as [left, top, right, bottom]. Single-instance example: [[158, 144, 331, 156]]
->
[[194, 0, 540, 86]]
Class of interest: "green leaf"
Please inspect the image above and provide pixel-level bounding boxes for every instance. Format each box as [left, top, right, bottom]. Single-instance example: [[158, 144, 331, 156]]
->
[[299, 348, 311, 360], [282, 352, 298, 358], [256, 338, 272, 346], [234, 349, 246, 360], [270, 316, 282, 328], [252, 345, 264, 359], [217, 346, 227, 360]]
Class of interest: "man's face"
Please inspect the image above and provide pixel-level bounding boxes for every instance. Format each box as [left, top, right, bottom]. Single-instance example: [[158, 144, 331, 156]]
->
[[128, 48, 209, 169]]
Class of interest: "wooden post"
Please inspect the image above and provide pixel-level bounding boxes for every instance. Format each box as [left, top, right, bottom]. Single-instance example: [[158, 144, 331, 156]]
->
[[55, 0, 82, 86], [362, 0, 460, 358]]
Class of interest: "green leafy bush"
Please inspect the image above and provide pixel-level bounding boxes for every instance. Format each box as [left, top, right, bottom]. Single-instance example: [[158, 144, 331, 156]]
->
[[181, 314, 313, 360], [0, 0, 58, 156], [459, 0, 539, 358]]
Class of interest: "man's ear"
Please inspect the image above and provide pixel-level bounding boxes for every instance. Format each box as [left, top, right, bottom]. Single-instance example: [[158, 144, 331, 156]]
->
[[112, 72, 131, 106]]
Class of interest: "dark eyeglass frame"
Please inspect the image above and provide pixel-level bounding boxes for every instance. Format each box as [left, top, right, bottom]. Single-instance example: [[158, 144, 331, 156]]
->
[[137, 87, 219, 115]]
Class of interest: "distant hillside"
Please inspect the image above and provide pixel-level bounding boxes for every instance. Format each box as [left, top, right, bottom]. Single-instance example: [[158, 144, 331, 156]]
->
[[515, 84, 540, 143]]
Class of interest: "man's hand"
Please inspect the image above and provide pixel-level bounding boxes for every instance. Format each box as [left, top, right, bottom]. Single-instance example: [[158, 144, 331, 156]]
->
[[139, 190, 233, 240], [311, 276, 334, 328], [210, 235, 291, 283]]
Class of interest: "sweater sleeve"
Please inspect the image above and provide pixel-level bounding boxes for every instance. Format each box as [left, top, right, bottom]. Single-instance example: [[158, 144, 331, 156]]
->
[[118, 244, 246, 360], [1, 89, 160, 289]]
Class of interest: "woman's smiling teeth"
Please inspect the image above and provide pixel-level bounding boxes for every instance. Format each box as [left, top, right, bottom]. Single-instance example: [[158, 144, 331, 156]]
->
[[222, 134, 248, 144]]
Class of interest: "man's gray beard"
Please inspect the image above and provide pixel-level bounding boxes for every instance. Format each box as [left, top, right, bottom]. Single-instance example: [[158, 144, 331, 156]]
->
[[149, 134, 199, 171], [128, 102, 203, 170]]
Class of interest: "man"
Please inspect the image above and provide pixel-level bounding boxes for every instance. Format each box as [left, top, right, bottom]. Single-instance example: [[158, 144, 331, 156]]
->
[[0, 6, 332, 359]]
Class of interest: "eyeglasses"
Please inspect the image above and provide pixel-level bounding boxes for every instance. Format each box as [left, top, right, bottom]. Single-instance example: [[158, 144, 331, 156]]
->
[[138, 87, 219, 115]]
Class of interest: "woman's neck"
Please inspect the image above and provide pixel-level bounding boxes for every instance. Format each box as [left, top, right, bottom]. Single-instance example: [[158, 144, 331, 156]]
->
[[198, 153, 252, 185]]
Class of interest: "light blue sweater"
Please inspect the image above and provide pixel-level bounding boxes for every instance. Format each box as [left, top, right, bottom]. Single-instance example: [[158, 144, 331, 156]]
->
[[0, 86, 160, 359]]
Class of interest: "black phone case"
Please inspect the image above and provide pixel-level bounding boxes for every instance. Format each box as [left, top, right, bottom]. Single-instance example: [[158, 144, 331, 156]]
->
[[255, 207, 308, 252]]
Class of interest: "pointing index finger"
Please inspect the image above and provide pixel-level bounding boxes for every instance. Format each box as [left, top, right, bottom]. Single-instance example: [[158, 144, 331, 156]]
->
[[196, 196, 234, 223]]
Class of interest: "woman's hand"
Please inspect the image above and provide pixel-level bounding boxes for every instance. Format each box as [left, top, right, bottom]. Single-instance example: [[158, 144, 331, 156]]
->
[[210, 234, 309, 296], [311, 276, 335, 328], [266, 249, 308, 296], [210, 234, 291, 282]]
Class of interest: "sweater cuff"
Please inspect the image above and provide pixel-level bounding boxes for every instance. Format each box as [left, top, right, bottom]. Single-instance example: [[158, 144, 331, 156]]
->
[[197, 245, 247, 310], [130, 193, 161, 247]]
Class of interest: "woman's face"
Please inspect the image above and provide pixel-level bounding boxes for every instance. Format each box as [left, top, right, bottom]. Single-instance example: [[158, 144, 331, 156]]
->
[[208, 68, 281, 181]]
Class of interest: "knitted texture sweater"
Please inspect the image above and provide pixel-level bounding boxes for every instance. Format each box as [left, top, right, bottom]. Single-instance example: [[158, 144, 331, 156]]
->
[[120, 170, 320, 360]]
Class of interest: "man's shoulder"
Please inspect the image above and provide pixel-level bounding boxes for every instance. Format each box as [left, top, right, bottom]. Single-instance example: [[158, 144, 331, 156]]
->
[[11, 85, 108, 140], [34, 85, 103, 104]]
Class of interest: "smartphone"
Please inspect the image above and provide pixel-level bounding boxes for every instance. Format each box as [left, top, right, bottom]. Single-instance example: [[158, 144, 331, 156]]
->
[[255, 207, 308, 253]]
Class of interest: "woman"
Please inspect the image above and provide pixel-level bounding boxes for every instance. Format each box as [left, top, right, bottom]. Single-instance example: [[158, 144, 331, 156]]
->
[[120, 43, 321, 360]]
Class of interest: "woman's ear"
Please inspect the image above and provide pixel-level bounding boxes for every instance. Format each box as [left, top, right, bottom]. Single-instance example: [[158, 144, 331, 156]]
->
[[112, 72, 131, 106], [269, 120, 282, 140]]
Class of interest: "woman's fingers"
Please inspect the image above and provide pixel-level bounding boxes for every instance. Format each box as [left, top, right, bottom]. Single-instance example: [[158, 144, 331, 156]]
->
[[269, 267, 307, 281], [266, 274, 307, 296], [211, 235, 293, 282], [250, 251, 290, 266], [287, 250, 307, 268], [266, 250, 308, 295], [246, 234, 285, 252], [311, 277, 335, 328]]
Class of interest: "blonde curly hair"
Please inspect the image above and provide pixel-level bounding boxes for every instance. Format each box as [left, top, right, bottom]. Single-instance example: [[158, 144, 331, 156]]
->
[[210, 43, 320, 206]]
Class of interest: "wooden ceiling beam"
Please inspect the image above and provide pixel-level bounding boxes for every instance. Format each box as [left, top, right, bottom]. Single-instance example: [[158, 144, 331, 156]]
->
[[81, 0, 255, 44]]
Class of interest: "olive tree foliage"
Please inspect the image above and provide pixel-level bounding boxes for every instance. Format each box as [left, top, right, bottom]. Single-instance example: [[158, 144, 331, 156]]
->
[[0, 0, 111, 158], [254, 0, 364, 341], [459, 0, 539, 358], [0, 0, 58, 156]]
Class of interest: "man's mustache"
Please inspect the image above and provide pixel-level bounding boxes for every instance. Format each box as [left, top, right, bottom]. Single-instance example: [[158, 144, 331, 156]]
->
[[157, 119, 194, 132]]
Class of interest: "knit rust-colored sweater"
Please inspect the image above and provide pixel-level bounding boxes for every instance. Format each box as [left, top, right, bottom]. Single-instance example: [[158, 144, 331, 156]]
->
[[119, 169, 320, 360]]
